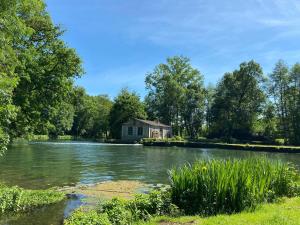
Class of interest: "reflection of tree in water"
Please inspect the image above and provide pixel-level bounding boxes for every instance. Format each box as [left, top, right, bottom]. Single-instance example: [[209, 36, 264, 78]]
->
[[0, 143, 83, 189]]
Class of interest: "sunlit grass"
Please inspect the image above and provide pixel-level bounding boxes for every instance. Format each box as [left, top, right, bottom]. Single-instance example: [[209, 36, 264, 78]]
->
[[139, 197, 300, 225]]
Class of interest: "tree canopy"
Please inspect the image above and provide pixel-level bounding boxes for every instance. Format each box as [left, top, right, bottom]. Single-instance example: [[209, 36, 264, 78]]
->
[[109, 89, 146, 139], [145, 56, 205, 138], [210, 61, 266, 140]]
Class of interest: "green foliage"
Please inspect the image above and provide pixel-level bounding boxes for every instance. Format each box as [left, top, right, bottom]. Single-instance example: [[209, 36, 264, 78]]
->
[[100, 198, 132, 225], [64, 210, 111, 225], [0, 185, 65, 214], [210, 61, 266, 140], [0, 0, 21, 154], [98, 190, 178, 224], [268, 61, 300, 145], [145, 56, 205, 138], [169, 158, 299, 215], [71, 87, 113, 138], [6, 0, 83, 138], [125, 190, 179, 221], [109, 89, 147, 139], [65, 190, 177, 225]]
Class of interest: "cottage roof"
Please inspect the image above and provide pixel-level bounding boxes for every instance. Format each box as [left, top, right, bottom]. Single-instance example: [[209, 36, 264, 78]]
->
[[124, 118, 171, 128]]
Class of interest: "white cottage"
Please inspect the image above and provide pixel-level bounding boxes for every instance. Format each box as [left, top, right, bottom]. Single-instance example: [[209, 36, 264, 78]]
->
[[121, 118, 172, 141]]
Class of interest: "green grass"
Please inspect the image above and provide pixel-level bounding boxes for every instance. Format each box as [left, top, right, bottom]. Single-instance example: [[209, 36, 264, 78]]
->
[[0, 185, 65, 214], [139, 197, 300, 225], [169, 158, 299, 215]]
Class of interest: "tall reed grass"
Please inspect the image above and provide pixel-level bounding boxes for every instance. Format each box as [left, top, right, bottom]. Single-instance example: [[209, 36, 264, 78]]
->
[[169, 158, 299, 215]]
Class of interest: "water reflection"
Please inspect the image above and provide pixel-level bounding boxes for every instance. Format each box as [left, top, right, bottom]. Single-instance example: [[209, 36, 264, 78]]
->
[[0, 142, 299, 189]]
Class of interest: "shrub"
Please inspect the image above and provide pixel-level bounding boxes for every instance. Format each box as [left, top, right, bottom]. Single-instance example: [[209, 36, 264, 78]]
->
[[93, 190, 179, 225], [64, 209, 111, 225], [127, 190, 179, 221], [169, 158, 299, 215], [99, 198, 132, 225], [0, 186, 65, 214]]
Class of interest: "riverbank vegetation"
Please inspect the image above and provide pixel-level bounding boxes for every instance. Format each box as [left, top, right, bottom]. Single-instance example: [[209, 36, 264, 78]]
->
[[141, 197, 300, 225], [1, 0, 300, 155], [0, 185, 65, 214], [142, 139, 300, 153], [64, 158, 300, 225]]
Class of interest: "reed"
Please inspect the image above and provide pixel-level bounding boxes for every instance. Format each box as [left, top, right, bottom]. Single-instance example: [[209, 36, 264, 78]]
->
[[169, 158, 299, 215]]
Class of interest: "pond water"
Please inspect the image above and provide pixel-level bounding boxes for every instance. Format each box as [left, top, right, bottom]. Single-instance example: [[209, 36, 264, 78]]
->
[[1, 141, 300, 189], [0, 141, 300, 225]]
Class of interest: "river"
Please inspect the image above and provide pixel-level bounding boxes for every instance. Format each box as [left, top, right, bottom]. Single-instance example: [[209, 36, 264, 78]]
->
[[0, 141, 299, 224]]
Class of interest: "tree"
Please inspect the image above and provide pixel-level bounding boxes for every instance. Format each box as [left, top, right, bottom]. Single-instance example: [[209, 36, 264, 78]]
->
[[287, 63, 300, 144], [0, 0, 24, 153], [210, 61, 266, 140], [204, 84, 215, 135], [71, 87, 113, 138], [269, 60, 290, 143], [9, 0, 83, 137], [91, 95, 113, 138], [145, 56, 205, 138], [109, 89, 147, 139]]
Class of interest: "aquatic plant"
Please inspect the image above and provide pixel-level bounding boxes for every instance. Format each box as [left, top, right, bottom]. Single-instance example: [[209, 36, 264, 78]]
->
[[169, 158, 299, 215], [0, 186, 65, 214]]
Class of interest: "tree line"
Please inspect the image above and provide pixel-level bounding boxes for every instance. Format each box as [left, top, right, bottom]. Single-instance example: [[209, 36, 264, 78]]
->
[[1, 0, 299, 154]]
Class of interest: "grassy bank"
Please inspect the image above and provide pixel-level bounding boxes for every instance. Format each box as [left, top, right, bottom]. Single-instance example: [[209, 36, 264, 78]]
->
[[64, 158, 300, 225], [140, 197, 300, 225], [142, 139, 300, 153], [0, 185, 65, 214]]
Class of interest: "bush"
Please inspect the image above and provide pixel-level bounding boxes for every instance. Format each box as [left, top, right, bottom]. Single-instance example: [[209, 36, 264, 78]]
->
[[65, 190, 179, 225], [169, 158, 299, 215], [0, 186, 65, 214], [100, 198, 132, 225], [64, 209, 111, 225], [126, 190, 179, 221]]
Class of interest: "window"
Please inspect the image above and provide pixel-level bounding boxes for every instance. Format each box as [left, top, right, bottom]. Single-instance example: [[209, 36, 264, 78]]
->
[[138, 127, 143, 136], [128, 127, 133, 135]]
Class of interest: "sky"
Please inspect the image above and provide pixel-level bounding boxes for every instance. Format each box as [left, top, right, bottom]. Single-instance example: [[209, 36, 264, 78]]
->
[[46, 0, 300, 99]]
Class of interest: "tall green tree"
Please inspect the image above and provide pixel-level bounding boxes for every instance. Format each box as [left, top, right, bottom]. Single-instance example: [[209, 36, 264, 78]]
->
[[204, 84, 215, 135], [145, 56, 205, 138], [269, 60, 290, 143], [210, 61, 266, 140], [287, 63, 300, 144], [0, 0, 25, 153], [109, 89, 147, 139], [9, 0, 83, 137]]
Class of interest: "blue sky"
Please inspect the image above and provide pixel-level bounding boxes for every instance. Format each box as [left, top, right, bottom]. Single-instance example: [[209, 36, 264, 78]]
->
[[46, 0, 300, 99]]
